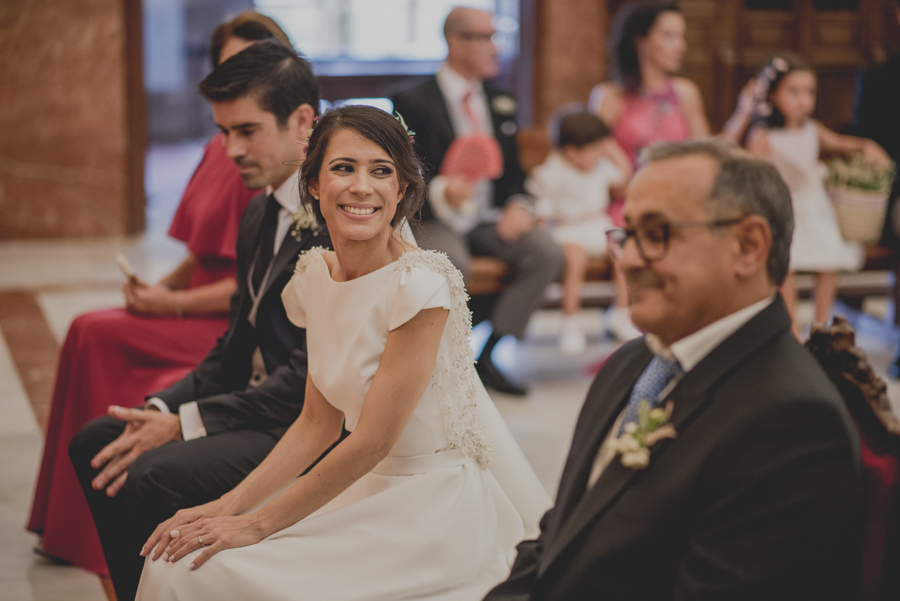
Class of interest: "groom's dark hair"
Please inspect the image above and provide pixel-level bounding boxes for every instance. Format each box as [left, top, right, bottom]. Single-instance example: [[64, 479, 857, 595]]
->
[[199, 40, 319, 127]]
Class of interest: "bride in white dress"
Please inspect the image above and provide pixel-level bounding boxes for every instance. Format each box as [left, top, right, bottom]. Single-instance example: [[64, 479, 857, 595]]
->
[[135, 105, 550, 601]]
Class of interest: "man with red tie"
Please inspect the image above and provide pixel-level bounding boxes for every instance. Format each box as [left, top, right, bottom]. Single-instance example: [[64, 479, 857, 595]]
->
[[392, 7, 564, 396]]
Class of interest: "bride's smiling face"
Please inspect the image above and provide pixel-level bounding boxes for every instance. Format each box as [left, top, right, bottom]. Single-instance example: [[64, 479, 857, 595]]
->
[[309, 128, 406, 242]]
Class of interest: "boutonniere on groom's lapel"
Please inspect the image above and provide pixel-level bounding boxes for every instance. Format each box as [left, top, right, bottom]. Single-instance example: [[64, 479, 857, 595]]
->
[[491, 95, 516, 116], [290, 204, 320, 240], [606, 400, 677, 470]]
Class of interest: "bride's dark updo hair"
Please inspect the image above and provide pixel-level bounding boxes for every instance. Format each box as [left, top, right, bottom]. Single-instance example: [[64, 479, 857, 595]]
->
[[299, 105, 425, 229]]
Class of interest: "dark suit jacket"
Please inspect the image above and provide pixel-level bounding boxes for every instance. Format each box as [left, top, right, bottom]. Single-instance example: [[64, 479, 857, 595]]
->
[[151, 191, 331, 437], [486, 298, 865, 601], [391, 76, 528, 221]]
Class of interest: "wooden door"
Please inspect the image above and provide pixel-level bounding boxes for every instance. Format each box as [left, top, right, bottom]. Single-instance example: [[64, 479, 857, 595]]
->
[[698, 0, 891, 131]]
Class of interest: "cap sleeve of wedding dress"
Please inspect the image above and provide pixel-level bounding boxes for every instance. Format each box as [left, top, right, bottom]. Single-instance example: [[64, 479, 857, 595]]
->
[[385, 261, 451, 331], [281, 247, 328, 328]]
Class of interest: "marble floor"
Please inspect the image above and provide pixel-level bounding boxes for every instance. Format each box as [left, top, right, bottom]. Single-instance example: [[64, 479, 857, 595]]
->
[[2, 143, 899, 600]]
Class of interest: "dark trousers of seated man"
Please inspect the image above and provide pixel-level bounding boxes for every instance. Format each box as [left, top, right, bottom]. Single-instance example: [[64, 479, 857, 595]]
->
[[70, 416, 280, 601]]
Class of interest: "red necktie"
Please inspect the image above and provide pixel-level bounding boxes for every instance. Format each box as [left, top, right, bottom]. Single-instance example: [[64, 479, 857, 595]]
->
[[461, 88, 481, 134]]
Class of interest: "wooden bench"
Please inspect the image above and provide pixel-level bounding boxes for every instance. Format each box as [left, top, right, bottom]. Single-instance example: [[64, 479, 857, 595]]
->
[[468, 247, 900, 323]]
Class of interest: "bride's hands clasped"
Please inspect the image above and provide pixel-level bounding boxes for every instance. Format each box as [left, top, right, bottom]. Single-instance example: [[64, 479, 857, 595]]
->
[[142, 499, 265, 569]]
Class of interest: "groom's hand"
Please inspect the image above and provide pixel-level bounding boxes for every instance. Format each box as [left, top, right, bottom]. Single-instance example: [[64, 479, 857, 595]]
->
[[90, 405, 182, 497]]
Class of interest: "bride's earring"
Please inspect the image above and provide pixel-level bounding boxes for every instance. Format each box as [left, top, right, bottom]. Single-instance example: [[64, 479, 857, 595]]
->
[[314, 195, 319, 200]]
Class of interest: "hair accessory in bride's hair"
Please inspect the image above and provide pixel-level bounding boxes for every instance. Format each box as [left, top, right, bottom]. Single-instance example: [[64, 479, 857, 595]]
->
[[393, 111, 416, 145]]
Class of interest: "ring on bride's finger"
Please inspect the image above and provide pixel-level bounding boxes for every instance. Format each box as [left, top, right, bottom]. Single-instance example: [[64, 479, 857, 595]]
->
[[198, 536, 206, 547]]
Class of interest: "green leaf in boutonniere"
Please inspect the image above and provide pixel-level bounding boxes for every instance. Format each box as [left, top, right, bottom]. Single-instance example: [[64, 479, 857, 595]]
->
[[290, 204, 320, 240], [605, 400, 677, 470], [491, 95, 517, 116]]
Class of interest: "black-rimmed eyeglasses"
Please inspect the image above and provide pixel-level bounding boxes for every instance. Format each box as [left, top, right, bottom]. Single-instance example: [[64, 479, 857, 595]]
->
[[605, 217, 744, 262]]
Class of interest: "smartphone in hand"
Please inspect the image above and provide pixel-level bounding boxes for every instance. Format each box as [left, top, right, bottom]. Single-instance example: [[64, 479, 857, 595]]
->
[[115, 252, 138, 281]]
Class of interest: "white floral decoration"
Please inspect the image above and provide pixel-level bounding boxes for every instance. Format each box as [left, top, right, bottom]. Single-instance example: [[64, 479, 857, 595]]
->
[[293, 246, 327, 275], [491, 95, 517, 116], [395, 250, 493, 469], [290, 204, 320, 240], [605, 400, 677, 470]]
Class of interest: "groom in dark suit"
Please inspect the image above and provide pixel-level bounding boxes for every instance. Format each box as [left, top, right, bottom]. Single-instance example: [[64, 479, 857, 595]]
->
[[69, 41, 330, 601], [391, 7, 563, 396], [485, 140, 865, 600]]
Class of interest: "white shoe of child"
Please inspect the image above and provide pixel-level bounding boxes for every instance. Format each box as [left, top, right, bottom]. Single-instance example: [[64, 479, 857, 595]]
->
[[559, 315, 587, 355], [607, 306, 642, 341]]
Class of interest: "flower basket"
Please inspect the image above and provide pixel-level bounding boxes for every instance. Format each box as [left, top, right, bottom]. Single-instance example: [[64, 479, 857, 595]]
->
[[824, 154, 896, 244], [827, 185, 889, 244]]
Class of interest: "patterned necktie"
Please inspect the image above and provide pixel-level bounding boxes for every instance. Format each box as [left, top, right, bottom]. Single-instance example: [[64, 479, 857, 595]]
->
[[251, 194, 281, 292], [618, 355, 683, 435]]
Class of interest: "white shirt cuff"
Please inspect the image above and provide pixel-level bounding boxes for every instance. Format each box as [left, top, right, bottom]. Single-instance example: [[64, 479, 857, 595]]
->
[[428, 176, 477, 234], [145, 397, 170, 414], [178, 401, 208, 440]]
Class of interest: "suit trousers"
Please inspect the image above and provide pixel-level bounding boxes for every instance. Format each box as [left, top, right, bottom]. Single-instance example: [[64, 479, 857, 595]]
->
[[414, 220, 564, 339], [69, 416, 279, 601]]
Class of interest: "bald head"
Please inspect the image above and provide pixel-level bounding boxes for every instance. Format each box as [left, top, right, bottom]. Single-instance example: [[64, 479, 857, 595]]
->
[[443, 7, 499, 81]]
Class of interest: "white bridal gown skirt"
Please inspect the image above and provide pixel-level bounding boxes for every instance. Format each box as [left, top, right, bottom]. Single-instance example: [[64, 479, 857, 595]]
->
[[136, 390, 545, 601]]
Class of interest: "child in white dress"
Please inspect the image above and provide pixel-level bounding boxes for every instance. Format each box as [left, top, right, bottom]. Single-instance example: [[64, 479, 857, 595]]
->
[[746, 52, 890, 336], [527, 109, 633, 354]]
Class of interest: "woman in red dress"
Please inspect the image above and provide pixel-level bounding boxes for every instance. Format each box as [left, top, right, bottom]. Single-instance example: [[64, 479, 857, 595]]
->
[[26, 12, 292, 577]]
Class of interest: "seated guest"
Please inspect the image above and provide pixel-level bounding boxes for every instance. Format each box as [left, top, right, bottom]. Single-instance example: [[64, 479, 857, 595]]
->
[[485, 139, 865, 600], [527, 108, 632, 353], [26, 10, 291, 578], [391, 6, 564, 396], [68, 41, 328, 601]]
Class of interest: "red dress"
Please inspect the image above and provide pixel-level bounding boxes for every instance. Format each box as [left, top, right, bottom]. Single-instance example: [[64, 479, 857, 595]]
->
[[26, 135, 258, 576]]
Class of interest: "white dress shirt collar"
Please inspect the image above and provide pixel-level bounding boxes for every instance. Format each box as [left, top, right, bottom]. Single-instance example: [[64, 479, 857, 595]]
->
[[265, 174, 302, 256], [436, 64, 481, 106], [267, 175, 301, 215], [645, 296, 775, 373]]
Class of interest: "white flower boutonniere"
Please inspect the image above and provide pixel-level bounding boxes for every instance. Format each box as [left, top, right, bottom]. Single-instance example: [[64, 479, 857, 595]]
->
[[606, 400, 677, 470], [492, 95, 517, 116], [290, 204, 320, 240]]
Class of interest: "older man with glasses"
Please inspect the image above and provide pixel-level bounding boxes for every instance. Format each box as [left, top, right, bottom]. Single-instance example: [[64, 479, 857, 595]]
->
[[485, 139, 865, 601]]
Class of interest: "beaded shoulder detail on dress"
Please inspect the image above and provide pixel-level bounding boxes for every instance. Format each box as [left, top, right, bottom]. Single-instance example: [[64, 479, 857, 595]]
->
[[395, 250, 494, 468], [294, 246, 329, 276]]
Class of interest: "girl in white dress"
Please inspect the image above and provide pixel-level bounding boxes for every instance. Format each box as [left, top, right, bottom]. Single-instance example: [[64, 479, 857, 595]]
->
[[134, 105, 550, 601], [745, 52, 890, 336], [527, 109, 632, 353]]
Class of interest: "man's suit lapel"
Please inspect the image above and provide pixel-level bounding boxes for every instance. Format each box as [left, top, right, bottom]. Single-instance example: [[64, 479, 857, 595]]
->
[[537, 344, 652, 574], [228, 193, 267, 341], [540, 297, 793, 575], [260, 228, 308, 299], [423, 77, 457, 147], [484, 84, 513, 140], [238, 194, 267, 287]]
